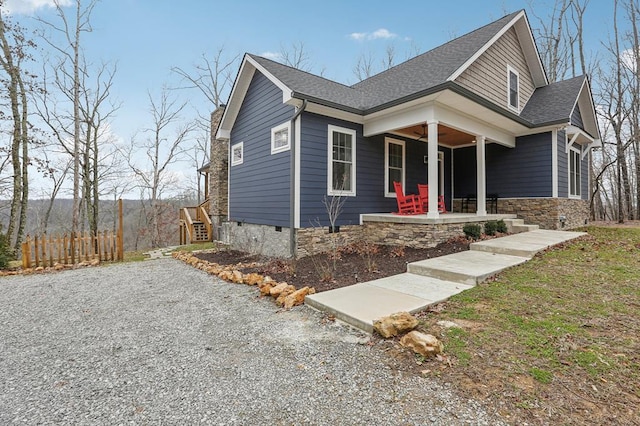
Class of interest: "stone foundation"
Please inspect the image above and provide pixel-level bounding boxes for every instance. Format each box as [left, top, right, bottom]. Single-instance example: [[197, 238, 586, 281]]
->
[[295, 225, 365, 258], [362, 221, 487, 249], [497, 198, 589, 230], [227, 222, 291, 258]]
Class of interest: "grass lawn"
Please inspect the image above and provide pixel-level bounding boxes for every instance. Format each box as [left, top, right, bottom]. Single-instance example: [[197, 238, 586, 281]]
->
[[417, 226, 640, 425]]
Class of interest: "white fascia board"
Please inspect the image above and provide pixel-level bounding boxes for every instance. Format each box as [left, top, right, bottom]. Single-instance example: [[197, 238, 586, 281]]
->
[[217, 58, 256, 140], [216, 55, 294, 140], [514, 13, 549, 87], [304, 102, 364, 124], [516, 123, 569, 137], [364, 100, 515, 147], [576, 78, 602, 140], [448, 11, 526, 82], [245, 55, 293, 104]]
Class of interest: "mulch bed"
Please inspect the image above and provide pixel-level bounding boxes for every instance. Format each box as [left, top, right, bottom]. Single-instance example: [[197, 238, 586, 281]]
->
[[193, 237, 470, 292]]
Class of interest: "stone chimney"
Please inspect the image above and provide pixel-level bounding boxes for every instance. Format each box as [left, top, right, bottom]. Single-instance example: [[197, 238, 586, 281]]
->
[[209, 106, 228, 228]]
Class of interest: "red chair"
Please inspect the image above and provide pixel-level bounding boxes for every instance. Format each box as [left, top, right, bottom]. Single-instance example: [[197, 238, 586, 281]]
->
[[417, 184, 447, 213], [393, 181, 423, 215]]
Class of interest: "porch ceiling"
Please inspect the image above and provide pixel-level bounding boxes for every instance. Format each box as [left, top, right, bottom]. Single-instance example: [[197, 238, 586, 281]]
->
[[394, 124, 477, 147]]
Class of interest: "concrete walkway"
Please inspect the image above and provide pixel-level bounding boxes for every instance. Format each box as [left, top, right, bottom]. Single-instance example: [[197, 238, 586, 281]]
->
[[305, 229, 586, 333]]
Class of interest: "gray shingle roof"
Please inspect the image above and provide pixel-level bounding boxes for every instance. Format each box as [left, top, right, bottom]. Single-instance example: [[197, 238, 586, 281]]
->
[[247, 10, 583, 129], [351, 11, 522, 110], [520, 75, 585, 126]]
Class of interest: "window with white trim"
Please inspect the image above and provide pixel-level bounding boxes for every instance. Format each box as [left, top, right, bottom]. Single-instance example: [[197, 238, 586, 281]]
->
[[385, 138, 405, 197], [569, 146, 581, 198], [271, 122, 290, 154], [507, 65, 519, 111], [327, 125, 356, 196], [231, 142, 244, 166]]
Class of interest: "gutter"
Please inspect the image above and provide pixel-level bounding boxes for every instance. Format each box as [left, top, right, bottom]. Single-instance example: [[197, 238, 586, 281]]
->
[[289, 99, 307, 258]]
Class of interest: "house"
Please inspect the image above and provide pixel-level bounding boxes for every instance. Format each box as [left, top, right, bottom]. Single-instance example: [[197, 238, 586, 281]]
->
[[210, 10, 600, 258]]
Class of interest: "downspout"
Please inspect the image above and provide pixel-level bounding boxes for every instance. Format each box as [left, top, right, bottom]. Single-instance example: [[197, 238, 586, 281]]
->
[[289, 99, 307, 258]]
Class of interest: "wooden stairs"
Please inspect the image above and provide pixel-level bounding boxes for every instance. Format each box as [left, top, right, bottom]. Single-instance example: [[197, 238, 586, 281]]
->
[[179, 199, 213, 244]]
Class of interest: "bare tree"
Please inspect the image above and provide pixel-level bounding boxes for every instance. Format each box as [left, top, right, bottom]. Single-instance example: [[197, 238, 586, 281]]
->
[[125, 89, 195, 248], [0, 4, 37, 250], [353, 50, 375, 81], [279, 41, 312, 71], [36, 0, 98, 238]]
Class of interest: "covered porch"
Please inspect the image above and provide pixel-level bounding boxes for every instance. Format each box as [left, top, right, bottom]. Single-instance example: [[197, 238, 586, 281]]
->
[[364, 94, 528, 220]]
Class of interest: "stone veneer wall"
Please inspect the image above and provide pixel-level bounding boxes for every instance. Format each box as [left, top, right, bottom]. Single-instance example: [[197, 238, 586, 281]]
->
[[497, 198, 589, 230], [209, 107, 228, 229], [295, 225, 365, 258], [362, 221, 489, 249]]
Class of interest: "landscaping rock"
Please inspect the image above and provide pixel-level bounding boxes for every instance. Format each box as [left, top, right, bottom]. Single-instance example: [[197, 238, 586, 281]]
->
[[243, 273, 263, 286], [269, 282, 290, 297], [230, 270, 244, 284], [400, 331, 443, 358], [373, 312, 419, 338], [218, 270, 233, 281], [259, 282, 274, 296], [283, 286, 316, 309], [275, 285, 297, 306]]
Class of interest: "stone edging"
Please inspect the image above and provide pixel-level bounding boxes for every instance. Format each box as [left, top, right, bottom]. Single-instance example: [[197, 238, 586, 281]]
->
[[172, 251, 316, 309]]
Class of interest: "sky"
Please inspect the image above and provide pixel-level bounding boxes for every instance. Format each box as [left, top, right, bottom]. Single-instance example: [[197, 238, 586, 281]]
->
[[3, 0, 619, 197]]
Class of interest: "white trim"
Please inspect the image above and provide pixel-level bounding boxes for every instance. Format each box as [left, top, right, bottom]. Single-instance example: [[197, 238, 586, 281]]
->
[[384, 137, 406, 198], [507, 65, 520, 112], [327, 125, 357, 197], [231, 141, 244, 166], [245, 55, 292, 103], [568, 145, 581, 199], [426, 122, 440, 219], [565, 132, 580, 153], [551, 129, 558, 198], [305, 102, 365, 125], [294, 115, 301, 228], [476, 135, 487, 216], [270, 121, 291, 154]]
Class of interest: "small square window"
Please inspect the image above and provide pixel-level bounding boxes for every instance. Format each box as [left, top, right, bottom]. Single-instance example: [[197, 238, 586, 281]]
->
[[271, 122, 290, 154], [231, 142, 243, 166]]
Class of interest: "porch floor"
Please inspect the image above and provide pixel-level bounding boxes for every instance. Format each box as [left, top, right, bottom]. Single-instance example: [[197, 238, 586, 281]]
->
[[360, 212, 517, 225]]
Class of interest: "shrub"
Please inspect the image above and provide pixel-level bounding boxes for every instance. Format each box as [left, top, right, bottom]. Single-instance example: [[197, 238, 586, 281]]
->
[[484, 221, 498, 236], [496, 219, 508, 234], [463, 223, 482, 240]]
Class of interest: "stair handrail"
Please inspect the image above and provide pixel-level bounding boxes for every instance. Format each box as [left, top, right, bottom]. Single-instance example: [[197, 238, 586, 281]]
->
[[180, 207, 195, 243], [197, 205, 212, 241]]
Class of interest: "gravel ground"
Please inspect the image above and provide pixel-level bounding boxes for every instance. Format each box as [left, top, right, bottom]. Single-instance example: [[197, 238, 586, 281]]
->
[[0, 258, 506, 425]]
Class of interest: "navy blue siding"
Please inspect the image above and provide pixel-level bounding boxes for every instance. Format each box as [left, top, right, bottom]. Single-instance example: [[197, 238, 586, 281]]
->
[[229, 72, 294, 227], [581, 148, 589, 200], [571, 106, 584, 130], [299, 112, 452, 227], [558, 130, 568, 197], [454, 132, 552, 198]]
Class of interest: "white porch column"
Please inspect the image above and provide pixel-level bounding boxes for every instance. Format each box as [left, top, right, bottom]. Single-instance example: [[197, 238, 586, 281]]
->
[[476, 135, 487, 216], [427, 121, 440, 219]]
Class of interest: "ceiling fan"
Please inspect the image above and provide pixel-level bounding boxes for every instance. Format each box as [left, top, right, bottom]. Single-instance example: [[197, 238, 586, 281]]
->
[[414, 123, 445, 141]]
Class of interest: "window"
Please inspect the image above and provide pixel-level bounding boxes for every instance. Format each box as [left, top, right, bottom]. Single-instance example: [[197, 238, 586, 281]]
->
[[507, 65, 519, 111], [385, 138, 405, 197], [569, 147, 581, 198], [327, 125, 356, 196], [231, 142, 243, 166], [271, 122, 290, 154]]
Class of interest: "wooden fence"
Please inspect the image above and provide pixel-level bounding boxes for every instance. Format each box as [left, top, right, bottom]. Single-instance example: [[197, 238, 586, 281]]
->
[[21, 199, 124, 269]]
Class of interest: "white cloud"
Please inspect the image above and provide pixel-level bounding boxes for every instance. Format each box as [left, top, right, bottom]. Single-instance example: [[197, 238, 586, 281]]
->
[[3, 0, 71, 15], [349, 32, 367, 41], [260, 51, 281, 61], [349, 28, 397, 42]]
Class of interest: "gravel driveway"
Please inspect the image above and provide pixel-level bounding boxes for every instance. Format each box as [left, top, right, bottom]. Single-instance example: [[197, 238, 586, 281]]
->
[[0, 258, 505, 425]]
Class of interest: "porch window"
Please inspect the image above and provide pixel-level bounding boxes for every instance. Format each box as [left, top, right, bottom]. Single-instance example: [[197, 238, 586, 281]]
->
[[385, 138, 405, 197], [231, 142, 243, 166], [327, 125, 356, 196], [507, 65, 519, 111], [271, 122, 290, 154], [569, 146, 581, 198]]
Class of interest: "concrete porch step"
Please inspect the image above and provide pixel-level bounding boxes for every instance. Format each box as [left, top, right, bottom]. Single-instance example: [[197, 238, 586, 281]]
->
[[512, 224, 540, 233], [304, 273, 472, 333], [471, 229, 586, 258], [407, 250, 529, 286]]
